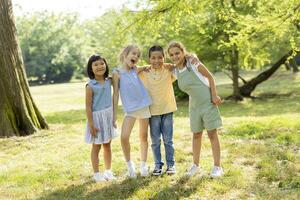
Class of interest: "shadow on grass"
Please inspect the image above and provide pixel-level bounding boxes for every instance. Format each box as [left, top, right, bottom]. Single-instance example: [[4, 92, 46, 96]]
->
[[38, 177, 152, 200], [149, 176, 205, 200]]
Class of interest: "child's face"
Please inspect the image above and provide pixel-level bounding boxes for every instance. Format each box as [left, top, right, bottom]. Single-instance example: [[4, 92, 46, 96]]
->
[[168, 47, 185, 66], [92, 59, 106, 77], [149, 51, 164, 69], [125, 48, 140, 68]]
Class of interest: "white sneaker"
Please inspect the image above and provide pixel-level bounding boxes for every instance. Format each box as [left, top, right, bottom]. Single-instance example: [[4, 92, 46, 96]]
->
[[140, 163, 149, 177], [186, 164, 200, 177], [104, 170, 117, 181], [166, 166, 176, 175], [127, 161, 137, 178], [210, 166, 224, 178], [93, 172, 106, 182]]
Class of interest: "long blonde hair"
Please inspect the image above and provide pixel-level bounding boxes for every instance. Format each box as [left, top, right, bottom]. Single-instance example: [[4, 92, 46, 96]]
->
[[119, 44, 141, 63]]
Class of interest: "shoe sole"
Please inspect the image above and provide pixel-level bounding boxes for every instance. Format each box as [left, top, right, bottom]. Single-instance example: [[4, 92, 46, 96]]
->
[[210, 174, 223, 178], [166, 171, 176, 175], [141, 173, 149, 177], [152, 172, 162, 176]]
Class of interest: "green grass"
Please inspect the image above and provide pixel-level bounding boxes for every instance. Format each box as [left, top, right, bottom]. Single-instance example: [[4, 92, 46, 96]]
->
[[0, 70, 299, 200]]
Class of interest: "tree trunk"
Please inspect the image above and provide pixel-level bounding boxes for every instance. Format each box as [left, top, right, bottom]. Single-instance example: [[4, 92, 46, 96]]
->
[[285, 63, 291, 71], [290, 58, 299, 73], [0, 0, 48, 137], [239, 50, 294, 97], [230, 44, 243, 101]]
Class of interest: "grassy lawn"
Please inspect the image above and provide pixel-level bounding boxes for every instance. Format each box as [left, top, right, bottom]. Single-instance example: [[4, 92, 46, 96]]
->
[[0, 70, 299, 200]]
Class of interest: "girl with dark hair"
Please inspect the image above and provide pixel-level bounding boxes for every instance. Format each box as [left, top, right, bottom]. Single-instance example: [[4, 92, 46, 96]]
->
[[85, 54, 118, 182]]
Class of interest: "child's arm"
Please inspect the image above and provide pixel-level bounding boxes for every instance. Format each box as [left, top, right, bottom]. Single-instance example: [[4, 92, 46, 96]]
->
[[85, 86, 98, 136], [196, 63, 222, 106], [186, 54, 200, 66], [163, 63, 175, 71], [112, 71, 120, 128], [136, 65, 150, 74]]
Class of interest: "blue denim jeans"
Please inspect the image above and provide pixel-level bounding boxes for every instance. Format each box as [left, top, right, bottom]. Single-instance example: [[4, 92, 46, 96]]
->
[[149, 112, 175, 168]]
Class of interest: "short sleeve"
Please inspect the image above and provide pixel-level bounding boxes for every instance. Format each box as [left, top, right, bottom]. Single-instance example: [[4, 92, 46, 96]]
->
[[188, 60, 210, 87]]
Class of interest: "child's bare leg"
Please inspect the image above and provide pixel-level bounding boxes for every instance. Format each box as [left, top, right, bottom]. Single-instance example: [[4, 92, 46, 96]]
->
[[207, 129, 221, 166], [91, 144, 101, 173], [192, 132, 203, 166], [121, 116, 136, 161], [139, 118, 149, 162], [103, 141, 112, 170]]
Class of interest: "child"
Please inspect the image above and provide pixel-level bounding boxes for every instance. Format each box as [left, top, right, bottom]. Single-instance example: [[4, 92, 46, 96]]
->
[[167, 42, 224, 178], [85, 54, 118, 182], [138, 45, 177, 175], [112, 45, 152, 178]]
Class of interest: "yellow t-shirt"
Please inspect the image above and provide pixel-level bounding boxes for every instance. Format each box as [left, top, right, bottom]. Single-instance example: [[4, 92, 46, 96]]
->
[[139, 65, 177, 116]]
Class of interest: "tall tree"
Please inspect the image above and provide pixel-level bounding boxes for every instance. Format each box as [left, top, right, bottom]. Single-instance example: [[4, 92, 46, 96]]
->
[[122, 0, 300, 100], [0, 0, 48, 137]]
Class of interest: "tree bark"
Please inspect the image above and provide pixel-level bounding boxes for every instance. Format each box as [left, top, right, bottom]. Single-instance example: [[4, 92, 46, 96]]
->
[[230, 44, 243, 101], [0, 0, 48, 137], [239, 50, 294, 97], [290, 58, 299, 73], [285, 63, 291, 71]]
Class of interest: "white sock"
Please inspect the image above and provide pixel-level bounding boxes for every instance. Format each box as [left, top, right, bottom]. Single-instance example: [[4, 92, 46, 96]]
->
[[140, 161, 147, 167], [94, 172, 101, 176], [127, 160, 133, 167]]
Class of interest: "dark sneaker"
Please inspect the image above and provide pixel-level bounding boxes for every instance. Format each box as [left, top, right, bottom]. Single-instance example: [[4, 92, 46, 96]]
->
[[166, 166, 176, 175], [152, 165, 162, 176]]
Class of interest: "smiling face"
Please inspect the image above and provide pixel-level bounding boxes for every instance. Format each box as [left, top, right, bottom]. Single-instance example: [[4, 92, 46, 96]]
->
[[91, 59, 107, 77], [149, 51, 164, 69], [125, 48, 140, 68], [168, 47, 185, 66]]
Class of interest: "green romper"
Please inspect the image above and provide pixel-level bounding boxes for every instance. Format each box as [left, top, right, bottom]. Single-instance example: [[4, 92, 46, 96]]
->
[[177, 65, 222, 133]]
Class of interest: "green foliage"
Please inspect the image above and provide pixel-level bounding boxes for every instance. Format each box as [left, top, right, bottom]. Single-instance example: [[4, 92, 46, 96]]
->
[[16, 12, 87, 84], [14, 1, 300, 98], [131, 0, 299, 68]]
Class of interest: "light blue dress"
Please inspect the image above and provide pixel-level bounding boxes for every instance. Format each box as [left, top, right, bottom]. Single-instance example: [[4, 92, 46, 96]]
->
[[85, 79, 117, 144]]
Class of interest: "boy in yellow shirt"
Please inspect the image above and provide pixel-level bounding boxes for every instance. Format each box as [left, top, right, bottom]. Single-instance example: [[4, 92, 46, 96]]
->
[[139, 45, 177, 175]]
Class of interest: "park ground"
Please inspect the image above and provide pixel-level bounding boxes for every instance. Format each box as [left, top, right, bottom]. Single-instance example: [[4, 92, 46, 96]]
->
[[0, 70, 299, 200]]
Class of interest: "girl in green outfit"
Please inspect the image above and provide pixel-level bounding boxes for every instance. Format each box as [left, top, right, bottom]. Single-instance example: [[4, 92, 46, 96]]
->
[[167, 41, 224, 178]]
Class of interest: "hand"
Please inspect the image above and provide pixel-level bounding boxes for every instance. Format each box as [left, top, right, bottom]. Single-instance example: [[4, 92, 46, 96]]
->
[[113, 116, 117, 128], [186, 55, 200, 65], [90, 124, 99, 136], [113, 120, 117, 128], [144, 66, 151, 72], [164, 63, 175, 71], [212, 95, 222, 106]]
